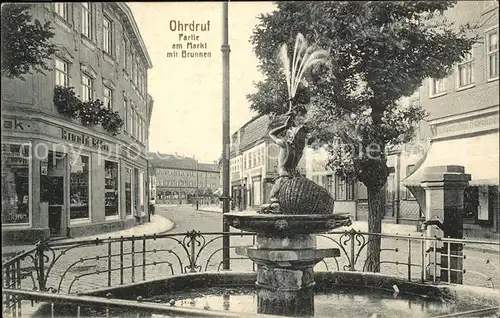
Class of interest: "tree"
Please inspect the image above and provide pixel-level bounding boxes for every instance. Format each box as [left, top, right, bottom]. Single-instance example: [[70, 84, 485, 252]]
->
[[248, 1, 476, 272], [1, 3, 57, 80]]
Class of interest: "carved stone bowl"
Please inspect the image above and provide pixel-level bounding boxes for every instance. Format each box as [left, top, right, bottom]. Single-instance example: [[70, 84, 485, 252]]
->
[[224, 212, 352, 235]]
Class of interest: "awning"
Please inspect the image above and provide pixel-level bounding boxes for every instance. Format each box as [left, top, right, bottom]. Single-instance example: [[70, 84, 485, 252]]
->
[[403, 133, 499, 186]]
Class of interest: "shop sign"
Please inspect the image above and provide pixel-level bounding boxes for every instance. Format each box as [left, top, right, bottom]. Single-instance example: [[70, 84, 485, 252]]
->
[[435, 113, 499, 137], [41, 162, 48, 176], [61, 128, 110, 151], [2, 118, 34, 132]]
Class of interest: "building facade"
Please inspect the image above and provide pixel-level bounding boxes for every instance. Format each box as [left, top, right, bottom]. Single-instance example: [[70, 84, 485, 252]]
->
[[404, 0, 499, 239], [149, 153, 220, 205], [1, 3, 153, 244]]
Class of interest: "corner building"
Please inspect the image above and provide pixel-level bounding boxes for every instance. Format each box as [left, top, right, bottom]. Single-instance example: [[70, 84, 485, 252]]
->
[[1, 3, 153, 244]]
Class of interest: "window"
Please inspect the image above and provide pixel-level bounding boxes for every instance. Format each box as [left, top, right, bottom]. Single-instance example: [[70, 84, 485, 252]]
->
[[486, 29, 499, 80], [1, 143, 31, 225], [129, 103, 134, 136], [131, 52, 137, 84], [81, 3, 92, 39], [103, 86, 113, 109], [457, 51, 474, 87], [80, 73, 93, 102], [104, 160, 119, 217], [124, 37, 130, 73], [141, 118, 145, 143], [138, 117, 142, 142], [135, 112, 140, 140], [137, 68, 143, 94], [103, 15, 113, 55], [125, 167, 133, 216], [430, 78, 446, 96], [55, 58, 69, 87], [334, 174, 354, 200], [55, 3, 69, 20], [69, 154, 90, 220], [132, 110, 137, 138], [124, 98, 128, 132]]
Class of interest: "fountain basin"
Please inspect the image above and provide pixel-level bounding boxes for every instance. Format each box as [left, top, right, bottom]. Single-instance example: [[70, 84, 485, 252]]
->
[[34, 271, 500, 317], [224, 212, 352, 235]]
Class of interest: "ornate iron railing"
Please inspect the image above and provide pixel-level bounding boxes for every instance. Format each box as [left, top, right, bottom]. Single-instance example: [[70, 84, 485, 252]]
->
[[3, 229, 499, 317]]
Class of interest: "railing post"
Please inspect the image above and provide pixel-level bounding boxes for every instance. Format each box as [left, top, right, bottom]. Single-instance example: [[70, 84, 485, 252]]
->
[[107, 239, 112, 287], [189, 232, 197, 273], [16, 259, 22, 317], [131, 236, 135, 283], [120, 237, 124, 285], [407, 236, 412, 281], [420, 238, 425, 283], [142, 235, 146, 280], [37, 241, 46, 292], [349, 230, 356, 271]]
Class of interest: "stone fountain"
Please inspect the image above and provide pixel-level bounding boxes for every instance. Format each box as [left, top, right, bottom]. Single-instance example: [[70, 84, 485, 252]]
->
[[225, 212, 351, 316], [225, 33, 351, 316]]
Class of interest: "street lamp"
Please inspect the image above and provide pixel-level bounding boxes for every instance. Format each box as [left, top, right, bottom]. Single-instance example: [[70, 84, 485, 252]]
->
[[221, 1, 231, 270]]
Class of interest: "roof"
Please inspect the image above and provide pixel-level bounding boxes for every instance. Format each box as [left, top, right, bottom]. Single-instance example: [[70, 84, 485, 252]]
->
[[148, 152, 221, 173], [230, 115, 271, 156], [115, 3, 153, 69], [148, 152, 197, 170], [197, 163, 220, 173]]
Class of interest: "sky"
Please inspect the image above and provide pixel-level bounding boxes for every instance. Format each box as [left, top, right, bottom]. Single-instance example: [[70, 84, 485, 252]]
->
[[127, 2, 277, 163]]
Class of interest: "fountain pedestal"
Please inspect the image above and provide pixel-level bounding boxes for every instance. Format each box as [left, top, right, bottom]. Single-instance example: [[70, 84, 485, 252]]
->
[[237, 234, 339, 316], [226, 213, 350, 317]]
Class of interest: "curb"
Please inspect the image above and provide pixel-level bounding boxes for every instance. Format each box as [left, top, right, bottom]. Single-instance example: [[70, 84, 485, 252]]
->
[[2, 215, 176, 255]]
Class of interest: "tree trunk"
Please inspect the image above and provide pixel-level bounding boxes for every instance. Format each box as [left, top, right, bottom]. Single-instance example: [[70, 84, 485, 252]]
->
[[365, 185, 385, 272]]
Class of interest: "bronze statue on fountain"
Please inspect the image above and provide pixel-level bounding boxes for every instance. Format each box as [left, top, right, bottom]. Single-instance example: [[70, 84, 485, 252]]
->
[[259, 108, 335, 216]]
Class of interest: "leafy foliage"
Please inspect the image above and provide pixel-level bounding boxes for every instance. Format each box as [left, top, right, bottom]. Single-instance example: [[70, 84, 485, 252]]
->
[[54, 85, 81, 118], [53, 86, 124, 136], [101, 109, 125, 137], [1, 4, 57, 79]]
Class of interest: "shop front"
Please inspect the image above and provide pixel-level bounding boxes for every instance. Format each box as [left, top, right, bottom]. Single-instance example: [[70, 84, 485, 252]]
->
[[403, 108, 499, 239], [2, 115, 149, 244]]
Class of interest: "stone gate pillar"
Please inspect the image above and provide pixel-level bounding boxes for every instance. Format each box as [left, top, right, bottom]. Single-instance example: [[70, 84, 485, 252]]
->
[[420, 165, 470, 284]]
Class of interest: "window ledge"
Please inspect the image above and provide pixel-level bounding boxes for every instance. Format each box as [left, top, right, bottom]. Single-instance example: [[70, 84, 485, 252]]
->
[[103, 52, 115, 65], [70, 218, 91, 225], [1, 223, 32, 229], [487, 76, 499, 83], [54, 15, 72, 32], [456, 83, 475, 92], [105, 215, 120, 221], [429, 92, 447, 99], [81, 36, 97, 51]]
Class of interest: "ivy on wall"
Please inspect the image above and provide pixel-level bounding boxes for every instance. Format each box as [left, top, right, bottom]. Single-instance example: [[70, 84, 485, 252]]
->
[[54, 85, 124, 136]]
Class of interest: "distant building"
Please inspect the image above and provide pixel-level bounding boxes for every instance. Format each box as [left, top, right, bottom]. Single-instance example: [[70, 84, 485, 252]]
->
[[148, 153, 220, 205], [1, 3, 153, 244]]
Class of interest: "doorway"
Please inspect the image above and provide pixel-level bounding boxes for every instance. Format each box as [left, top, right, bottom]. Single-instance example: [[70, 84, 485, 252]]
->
[[47, 151, 67, 237]]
